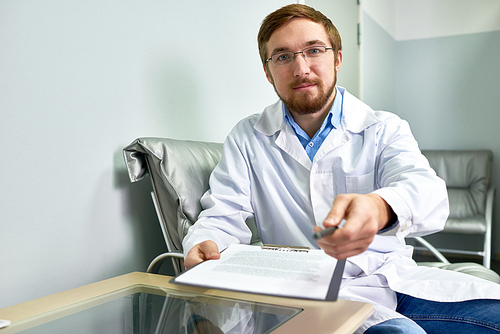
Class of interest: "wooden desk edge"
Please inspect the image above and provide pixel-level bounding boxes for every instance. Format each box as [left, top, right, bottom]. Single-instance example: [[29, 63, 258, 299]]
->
[[0, 272, 374, 334]]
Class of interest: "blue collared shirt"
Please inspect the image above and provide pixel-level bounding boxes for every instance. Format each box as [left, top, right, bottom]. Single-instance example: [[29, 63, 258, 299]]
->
[[284, 88, 343, 161]]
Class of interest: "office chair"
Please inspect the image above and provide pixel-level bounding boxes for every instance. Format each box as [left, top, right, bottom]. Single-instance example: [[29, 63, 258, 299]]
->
[[123, 137, 259, 275], [418, 150, 495, 268]]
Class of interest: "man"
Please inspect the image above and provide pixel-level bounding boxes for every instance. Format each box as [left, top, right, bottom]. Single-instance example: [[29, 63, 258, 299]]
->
[[183, 4, 500, 333]]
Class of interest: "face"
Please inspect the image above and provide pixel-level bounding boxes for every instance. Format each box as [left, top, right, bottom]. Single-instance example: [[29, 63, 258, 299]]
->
[[264, 18, 342, 116]]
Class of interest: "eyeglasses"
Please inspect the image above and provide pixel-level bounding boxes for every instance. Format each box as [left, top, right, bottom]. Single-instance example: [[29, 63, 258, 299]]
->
[[265, 46, 334, 66]]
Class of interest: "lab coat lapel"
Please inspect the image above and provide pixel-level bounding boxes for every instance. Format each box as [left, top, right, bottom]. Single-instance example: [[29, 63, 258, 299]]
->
[[275, 124, 312, 170], [314, 126, 349, 163], [314, 88, 381, 162], [254, 100, 312, 170]]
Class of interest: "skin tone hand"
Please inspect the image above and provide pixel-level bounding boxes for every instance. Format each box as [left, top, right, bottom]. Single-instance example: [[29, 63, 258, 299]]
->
[[184, 240, 220, 269], [314, 193, 396, 260]]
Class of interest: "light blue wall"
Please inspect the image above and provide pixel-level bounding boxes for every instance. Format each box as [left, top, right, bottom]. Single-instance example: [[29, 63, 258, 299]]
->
[[0, 1, 362, 310], [0, 0, 290, 309], [396, 30, 500, 150], [362, 13, 398, 113], [362, 12, 500, 257]]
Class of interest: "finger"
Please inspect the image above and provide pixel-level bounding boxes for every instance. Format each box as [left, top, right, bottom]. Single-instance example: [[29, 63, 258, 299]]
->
[[316, 219, 375, 255], [184, 247, 204, 269], [323, 194, 353, 227], [199, 240, 221, 261], [316, 217, 360, 245], [339, 214, 378, 240], [184, 240, 220, 269], [318, 235, 375, 259], [323, 246, 368, 260], [318, 233, 374, 251]]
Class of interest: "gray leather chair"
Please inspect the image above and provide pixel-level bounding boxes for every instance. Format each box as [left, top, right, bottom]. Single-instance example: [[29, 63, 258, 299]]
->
[[419, 150, 495, 268], [123, 137, 259, 275], [123, 138, 499, 283]]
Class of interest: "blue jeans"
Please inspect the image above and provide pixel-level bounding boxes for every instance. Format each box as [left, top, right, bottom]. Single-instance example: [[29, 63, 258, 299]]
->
[[365, 293, 500, 333]]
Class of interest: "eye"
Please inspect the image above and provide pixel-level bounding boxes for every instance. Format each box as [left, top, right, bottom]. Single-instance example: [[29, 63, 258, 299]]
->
[[276, 53, 291, 62], [305, 47, 324, 57]]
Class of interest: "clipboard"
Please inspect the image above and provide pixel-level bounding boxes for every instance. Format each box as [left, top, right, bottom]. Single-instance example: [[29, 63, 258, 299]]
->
[[261, 244, 344, 302], [173, 244, 345, 302]]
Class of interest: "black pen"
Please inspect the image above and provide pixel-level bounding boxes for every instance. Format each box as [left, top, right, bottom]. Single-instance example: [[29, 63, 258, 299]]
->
[[313, 226, 337, 240], [313, 219, 345, 240]]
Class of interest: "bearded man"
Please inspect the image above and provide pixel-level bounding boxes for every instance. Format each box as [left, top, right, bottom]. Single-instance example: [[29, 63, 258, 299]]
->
[[183, 4, 500, 333]]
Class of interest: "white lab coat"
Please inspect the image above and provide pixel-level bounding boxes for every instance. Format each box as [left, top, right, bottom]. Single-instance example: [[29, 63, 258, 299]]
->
[[183, 87, 500, 332]]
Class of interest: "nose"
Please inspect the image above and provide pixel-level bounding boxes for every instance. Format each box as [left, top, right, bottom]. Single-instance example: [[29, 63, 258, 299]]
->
[[292, 53, 310, 77]]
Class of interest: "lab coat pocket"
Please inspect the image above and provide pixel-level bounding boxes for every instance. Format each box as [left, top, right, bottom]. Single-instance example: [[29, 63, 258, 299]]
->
[[346, 171, 375, 194]]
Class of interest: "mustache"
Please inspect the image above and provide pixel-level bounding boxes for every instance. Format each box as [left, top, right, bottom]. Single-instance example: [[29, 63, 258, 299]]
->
[[288, 78, 322, 89]]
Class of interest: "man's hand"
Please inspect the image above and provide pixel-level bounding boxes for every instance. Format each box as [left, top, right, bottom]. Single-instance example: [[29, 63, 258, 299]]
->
[[184, 240, 221, 269], [314, 193, 396, 260]]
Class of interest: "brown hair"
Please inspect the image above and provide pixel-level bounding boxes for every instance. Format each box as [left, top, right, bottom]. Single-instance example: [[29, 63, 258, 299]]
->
[[257, 4, 342, 66]]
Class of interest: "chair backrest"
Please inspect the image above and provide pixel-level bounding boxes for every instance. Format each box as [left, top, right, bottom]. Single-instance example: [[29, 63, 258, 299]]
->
[[422, 150, 492, 218], [123, 137, 223, 252], [123, 137, 260, 253]]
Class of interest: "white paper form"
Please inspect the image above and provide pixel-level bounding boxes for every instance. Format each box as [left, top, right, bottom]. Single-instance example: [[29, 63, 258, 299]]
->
[[174, 244, 342, 300]]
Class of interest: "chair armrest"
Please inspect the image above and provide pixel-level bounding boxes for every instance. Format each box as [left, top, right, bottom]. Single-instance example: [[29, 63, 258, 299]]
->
[[147, 252, 184, 274], [483, 186, 495, 267], [485, 186, 495, 230], [413, 236, 450, 264]]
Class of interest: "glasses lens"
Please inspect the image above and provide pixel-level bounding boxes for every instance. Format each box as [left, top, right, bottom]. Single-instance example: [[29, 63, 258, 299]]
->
[[303, 46, 326, 59], [272, 52, 294, 66], [270, 46, 329, 66]]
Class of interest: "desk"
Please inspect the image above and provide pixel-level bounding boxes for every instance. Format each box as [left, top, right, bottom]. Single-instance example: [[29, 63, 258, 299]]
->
[[0, 272, 373, 333]]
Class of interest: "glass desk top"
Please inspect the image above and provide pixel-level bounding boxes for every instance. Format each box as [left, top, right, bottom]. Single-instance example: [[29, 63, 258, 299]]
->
[[17, 285, 301, 334], [0, 272, 373, 334]]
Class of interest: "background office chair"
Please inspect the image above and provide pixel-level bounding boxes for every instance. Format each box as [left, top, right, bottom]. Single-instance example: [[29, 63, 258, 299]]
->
[[416, 150, 495, 268], [123, 138, 499, 283]]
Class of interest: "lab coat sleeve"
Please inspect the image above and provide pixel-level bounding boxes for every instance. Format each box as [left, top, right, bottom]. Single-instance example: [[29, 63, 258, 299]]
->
[[370, 113, 449, 240], [182, 128, 254, 257]]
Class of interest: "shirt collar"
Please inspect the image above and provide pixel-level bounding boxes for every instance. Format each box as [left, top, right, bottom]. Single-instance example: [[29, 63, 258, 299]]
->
[[283, 87, 343, 137], [253, 86, 380, 137]]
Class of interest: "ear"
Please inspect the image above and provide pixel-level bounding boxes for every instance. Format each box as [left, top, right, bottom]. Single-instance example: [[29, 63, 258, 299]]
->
[[335, 50, 343, 72], [264, 64, 274, 84]]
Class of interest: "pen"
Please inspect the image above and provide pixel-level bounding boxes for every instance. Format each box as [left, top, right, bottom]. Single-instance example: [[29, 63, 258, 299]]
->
[[313, 226, 337, 240], [313, 219, 345, 240]]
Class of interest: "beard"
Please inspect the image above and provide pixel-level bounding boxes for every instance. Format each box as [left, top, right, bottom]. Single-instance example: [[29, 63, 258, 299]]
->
[[273, 70, 337, 115]]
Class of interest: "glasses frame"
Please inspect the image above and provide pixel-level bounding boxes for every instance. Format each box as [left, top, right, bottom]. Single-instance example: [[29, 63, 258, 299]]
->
[[265, 46, 334, 66]]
